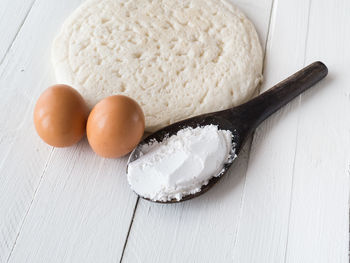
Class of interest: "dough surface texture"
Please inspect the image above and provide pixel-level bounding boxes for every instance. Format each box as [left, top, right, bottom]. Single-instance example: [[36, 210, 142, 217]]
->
[[52, 0, 263, 131]]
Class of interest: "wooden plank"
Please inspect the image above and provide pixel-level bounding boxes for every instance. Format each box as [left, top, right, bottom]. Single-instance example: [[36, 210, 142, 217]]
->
[[1, 0, 348, 262], [285, 0, 350, 262], [0, 0, 60, 260], [122, 143, 253, 263], [121, 1, 274, 262], [8, 143, 137, 262], [231, 0, 312, 261], [0, 0, 138, 262], [0, 0, 35, 62], [232, 0, 349, 262]]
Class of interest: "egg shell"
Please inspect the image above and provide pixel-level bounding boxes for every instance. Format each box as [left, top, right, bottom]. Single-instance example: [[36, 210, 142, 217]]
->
[[87, 95, 145, 158], [34, 84, 89, 147]]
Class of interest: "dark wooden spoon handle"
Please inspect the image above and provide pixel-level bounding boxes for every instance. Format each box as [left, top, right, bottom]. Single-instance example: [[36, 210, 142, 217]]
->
[[234, 61, 328, 134]]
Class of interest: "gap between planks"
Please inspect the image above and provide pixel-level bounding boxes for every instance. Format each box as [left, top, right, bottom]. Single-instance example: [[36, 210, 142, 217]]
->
[[0, 1, 42, 261], [6, 147, 54, 263], [1, 1, 64, 261], [0, 0, 37, 67], [119, 197, 139, 263]]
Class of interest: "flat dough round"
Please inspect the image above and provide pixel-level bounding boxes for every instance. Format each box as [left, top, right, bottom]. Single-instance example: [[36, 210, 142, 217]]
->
[[52, 0, 263, 132]]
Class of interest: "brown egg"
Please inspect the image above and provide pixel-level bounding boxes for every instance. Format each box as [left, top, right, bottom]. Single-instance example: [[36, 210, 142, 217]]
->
[[87, 95, 145, 158], [34, 84, 89, 147]]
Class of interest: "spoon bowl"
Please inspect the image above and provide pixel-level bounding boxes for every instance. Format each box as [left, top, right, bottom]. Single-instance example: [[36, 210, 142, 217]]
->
[[127, 61, 328, 204], [127, 114, 241, 203]]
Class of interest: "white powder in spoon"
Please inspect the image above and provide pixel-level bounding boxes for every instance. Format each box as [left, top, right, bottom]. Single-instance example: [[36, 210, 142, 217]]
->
[[127, 125, 235, 202]]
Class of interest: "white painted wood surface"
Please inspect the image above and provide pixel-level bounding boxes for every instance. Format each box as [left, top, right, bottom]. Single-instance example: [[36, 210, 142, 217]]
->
[[0, 0, 349, 262], [0, 1, 137, 262], [0, 0, 35, 61]]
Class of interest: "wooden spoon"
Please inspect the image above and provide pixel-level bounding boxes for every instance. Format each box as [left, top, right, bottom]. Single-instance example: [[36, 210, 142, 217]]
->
[[127, 61, 328, 203]]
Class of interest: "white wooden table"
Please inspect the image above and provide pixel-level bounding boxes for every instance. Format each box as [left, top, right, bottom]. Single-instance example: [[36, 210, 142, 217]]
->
[[0, 0, 349, 262]]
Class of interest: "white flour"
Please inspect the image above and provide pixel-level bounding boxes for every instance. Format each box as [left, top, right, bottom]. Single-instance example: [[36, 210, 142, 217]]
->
[[127, 125, 235, 202]]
